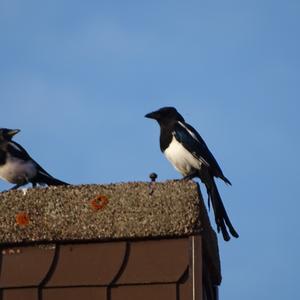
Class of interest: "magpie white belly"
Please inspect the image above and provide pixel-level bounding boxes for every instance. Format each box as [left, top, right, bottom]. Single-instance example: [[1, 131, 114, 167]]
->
[[0, 158, 37, 184], [164, 137, 202, 176]]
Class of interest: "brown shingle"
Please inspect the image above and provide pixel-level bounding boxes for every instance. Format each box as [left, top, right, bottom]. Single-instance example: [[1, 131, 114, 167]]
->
[[42, 287, 107, 300], [0, 246, 55, 288], [116, 239, 189, 284], [45, 242, 126, 286], [111, 284, 177, 300], [2, 288, 38, 300]]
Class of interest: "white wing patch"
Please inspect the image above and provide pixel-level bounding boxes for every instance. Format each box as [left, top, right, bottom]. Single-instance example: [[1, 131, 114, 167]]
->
[[9, 141, 23, 153], [38, 170, 51, 177], [178, 121, 199, 142], [176, 122, 210, 167]]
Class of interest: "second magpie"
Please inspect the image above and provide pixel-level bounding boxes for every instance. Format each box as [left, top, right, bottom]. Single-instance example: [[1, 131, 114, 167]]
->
[[0, 128, 69, 190]]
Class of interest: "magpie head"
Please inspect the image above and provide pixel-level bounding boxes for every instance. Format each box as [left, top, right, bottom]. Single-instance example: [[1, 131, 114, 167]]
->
[[0, 128, 21, 142], [145, 107, 184, 126]]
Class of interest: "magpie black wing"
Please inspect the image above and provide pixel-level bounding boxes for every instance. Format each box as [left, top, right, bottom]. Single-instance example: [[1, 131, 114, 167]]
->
[[8, 141, 53, 177], [0, 149, 6, 165], [173, 122, 225, 178], [7, 141, 33, 161]]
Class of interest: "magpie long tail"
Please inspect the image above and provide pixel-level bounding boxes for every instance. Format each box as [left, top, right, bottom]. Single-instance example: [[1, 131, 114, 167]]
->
[[207, 178, 239, 241], [33, 171, 69, 187]]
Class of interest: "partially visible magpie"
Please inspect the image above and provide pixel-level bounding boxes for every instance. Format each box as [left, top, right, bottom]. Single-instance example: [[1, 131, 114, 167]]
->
[[145, 107, 238, 241], [0, 128, 69, 190]]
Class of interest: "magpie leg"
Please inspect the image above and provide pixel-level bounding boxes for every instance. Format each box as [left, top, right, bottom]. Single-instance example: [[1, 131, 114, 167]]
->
[[182, 172, 198, 181], [9, 183, 26, 190]]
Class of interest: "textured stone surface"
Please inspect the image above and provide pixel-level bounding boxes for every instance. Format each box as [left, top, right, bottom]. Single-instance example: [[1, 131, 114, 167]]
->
[[0, 181, 202, 244]]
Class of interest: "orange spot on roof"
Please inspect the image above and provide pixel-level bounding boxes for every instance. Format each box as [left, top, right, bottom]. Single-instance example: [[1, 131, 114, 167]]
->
[[16, 212, 30, 226], [90, 195, 109, 211]]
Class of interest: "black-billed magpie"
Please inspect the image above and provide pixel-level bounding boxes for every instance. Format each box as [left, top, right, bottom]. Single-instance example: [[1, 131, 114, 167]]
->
[[145, 107, 238, 241], [0, 128, 69, 190]]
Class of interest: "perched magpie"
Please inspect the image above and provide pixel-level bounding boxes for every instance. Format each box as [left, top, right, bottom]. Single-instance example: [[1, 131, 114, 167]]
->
[[0, 128, 69, 190], [145, 107, 238, 241]]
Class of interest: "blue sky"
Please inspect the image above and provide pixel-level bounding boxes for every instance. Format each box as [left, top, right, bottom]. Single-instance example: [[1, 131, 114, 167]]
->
[[0, 1, 299, 299]]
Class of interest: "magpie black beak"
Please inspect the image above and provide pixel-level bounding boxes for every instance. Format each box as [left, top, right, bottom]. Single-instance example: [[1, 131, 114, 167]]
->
[[7, 129, 21, 137], [145, 111, 159, 120]]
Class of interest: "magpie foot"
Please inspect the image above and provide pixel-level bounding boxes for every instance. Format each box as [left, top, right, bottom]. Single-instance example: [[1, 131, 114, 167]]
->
[[9, 183, 26, 190], [182, 172, 197, 181]]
